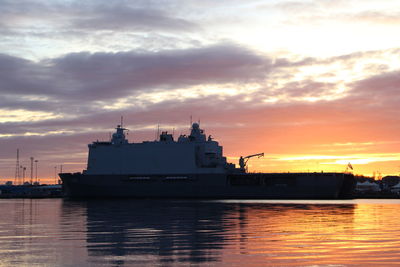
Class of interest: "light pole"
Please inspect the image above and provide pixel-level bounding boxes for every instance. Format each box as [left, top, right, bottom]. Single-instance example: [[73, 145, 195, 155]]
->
[[20, 165, 24, 185], [35, 160, 38, 184], [30, 157, 34, 185], [54, 166, 57, 185], [22, 167, 26, 184]]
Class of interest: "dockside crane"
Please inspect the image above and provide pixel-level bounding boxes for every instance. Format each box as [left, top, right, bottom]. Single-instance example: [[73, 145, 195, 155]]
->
[[239, 153, 264, 172]]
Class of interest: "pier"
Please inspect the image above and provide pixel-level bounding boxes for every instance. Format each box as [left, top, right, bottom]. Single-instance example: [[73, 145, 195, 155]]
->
[[0, 184, 62, 198]]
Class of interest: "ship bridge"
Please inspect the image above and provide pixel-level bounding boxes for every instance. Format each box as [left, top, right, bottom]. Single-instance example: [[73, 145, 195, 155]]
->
[[111, 125, 128, 145]]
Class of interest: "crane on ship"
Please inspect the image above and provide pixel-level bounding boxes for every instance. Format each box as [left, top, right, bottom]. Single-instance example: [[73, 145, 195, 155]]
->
[[239, 153, 264, 172]]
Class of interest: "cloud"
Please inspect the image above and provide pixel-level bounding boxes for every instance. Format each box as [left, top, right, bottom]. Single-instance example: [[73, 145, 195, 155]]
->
[[278, 81, 335, 98], [0, 43, 271, 110], [352, 70, 400, 95], [72, 5, 198, 32], [0, 54, 50, 95], [53, 43, 270, 96], [2, 45, 399, 132], [350, 11, 400, 25], [349, 70, 400, 108], [0, 0, 198, 32]]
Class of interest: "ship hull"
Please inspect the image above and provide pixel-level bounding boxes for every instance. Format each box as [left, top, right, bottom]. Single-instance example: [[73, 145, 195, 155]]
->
[[60, 172, 355, 199]]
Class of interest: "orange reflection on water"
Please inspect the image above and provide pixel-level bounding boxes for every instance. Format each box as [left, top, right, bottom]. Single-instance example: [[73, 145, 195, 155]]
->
[[2, 199, 400, 266], [220, 200, 400, 266]]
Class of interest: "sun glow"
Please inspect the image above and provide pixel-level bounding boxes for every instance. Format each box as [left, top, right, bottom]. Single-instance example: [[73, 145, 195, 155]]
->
[[276, 153, 400, 168]]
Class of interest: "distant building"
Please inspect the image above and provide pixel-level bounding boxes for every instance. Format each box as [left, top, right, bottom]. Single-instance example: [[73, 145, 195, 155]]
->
[[381, 176, 400, 190], [391, 182, 400, 194], [355, 180, 381, 193]]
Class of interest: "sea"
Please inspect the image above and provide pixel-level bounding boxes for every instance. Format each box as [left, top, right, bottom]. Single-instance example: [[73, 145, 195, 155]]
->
[[1, 198, 400, 266]]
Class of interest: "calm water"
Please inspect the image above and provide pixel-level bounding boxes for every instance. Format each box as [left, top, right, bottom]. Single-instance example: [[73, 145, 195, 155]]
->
[[1, 199, 400, 266]]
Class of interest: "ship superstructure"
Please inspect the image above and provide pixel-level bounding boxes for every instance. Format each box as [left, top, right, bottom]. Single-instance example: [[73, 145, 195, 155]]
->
[[85, 123, 229, 176], [60, 123, 355, 199]]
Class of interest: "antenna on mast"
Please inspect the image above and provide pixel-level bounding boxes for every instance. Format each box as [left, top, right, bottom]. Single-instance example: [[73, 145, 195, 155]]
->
[[120, 116, 123, 128], [155, 124, 160, 141], [190, 115, 192, 128]]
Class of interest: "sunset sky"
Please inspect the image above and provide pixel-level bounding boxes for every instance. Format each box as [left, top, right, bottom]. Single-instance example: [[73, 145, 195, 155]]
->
[[1, 0, 400, 183]]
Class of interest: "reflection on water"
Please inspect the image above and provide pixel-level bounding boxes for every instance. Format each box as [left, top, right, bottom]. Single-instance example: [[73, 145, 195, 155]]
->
[[84, 200, 234, 266], [1, 199, 400, 266]]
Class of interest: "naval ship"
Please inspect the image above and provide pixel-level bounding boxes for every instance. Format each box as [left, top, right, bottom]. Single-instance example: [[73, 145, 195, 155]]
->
[[60, 123, 355, 198]]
